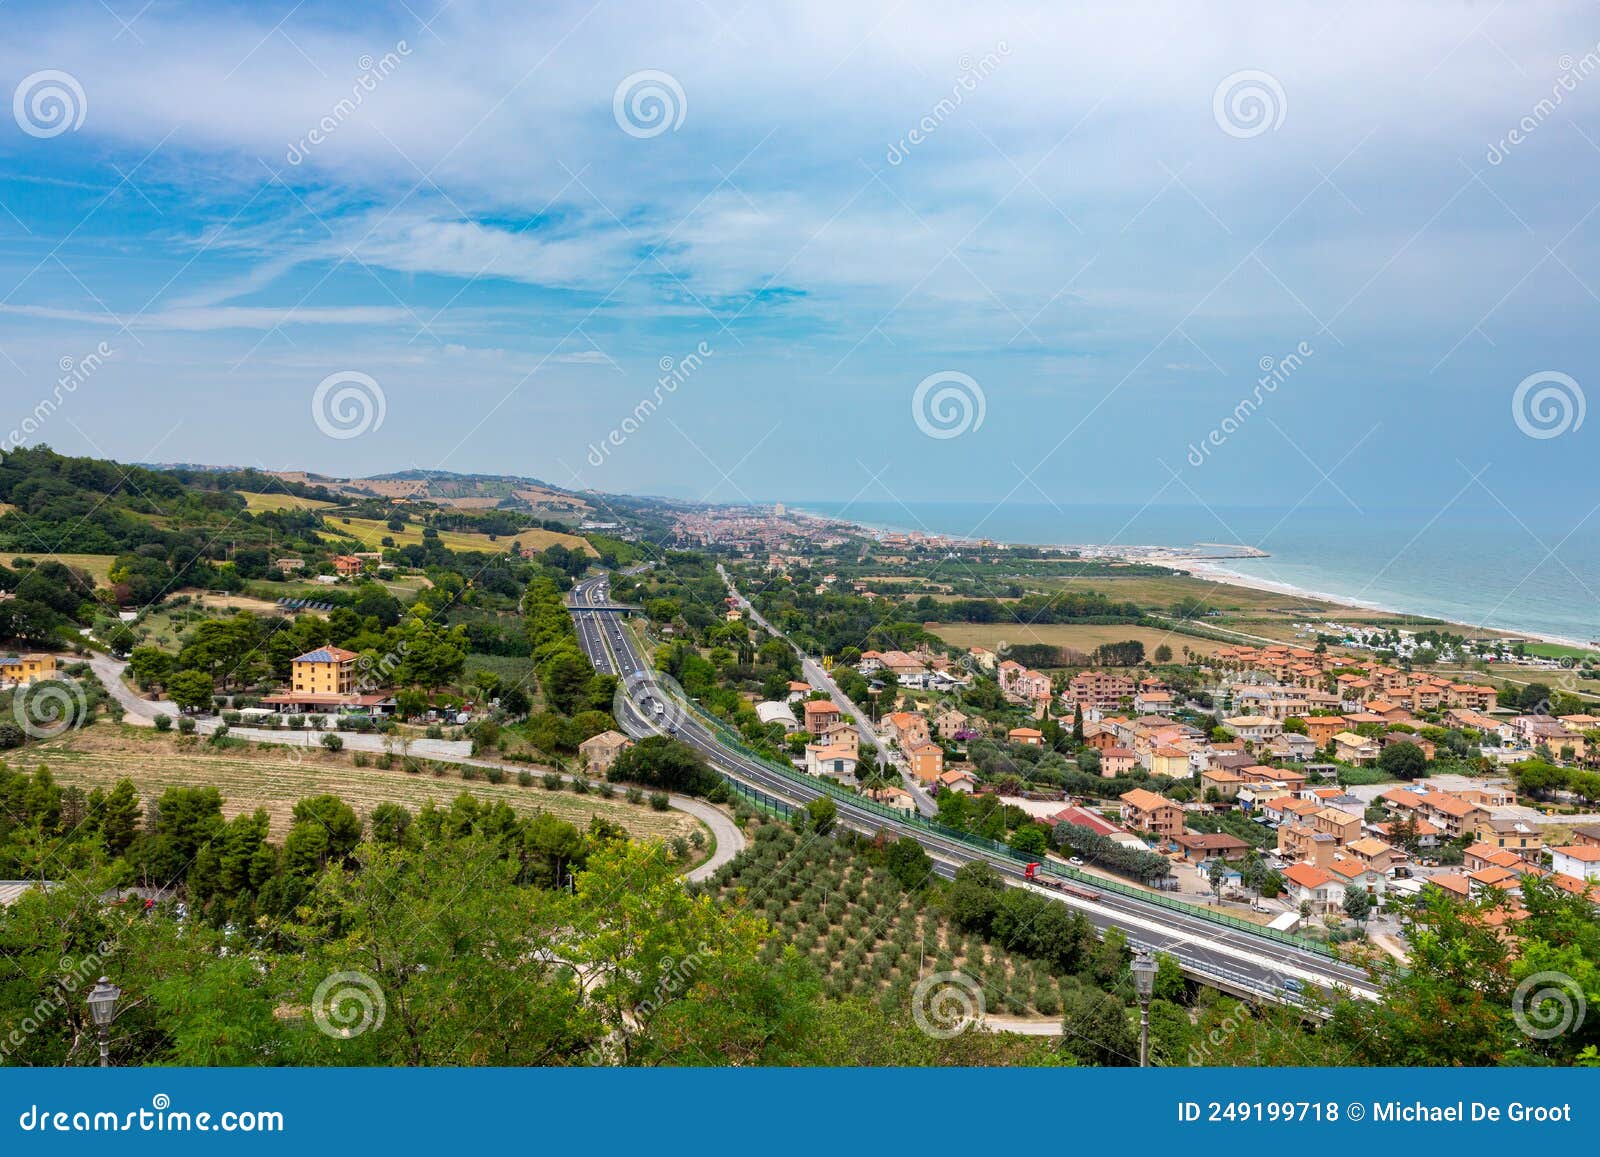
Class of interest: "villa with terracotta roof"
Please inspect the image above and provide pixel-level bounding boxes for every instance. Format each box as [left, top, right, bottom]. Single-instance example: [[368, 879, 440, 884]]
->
[[1118, 788, 1183, 837], [1281, 863, 1343, 911], [802, 699, 842, 733]]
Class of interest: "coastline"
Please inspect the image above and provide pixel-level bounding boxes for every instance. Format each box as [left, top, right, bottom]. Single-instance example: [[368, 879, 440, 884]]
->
[[1171, 559, 1592, 651], [795, 504, 1595, 653]]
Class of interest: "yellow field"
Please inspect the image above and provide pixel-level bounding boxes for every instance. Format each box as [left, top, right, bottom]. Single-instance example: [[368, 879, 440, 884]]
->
[[15, 727, 700, 842], [927, 621, 1227, 660], [330, 516, 596, 557], [238, 490, 336, 512], [3, 552, 118, 582]]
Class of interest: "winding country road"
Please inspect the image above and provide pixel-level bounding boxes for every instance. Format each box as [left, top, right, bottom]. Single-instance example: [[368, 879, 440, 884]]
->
[[82, 651, 745, 879]]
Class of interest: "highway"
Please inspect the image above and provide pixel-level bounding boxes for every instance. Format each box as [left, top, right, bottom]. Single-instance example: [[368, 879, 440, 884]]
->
[[568, 572, 1380, 1007]]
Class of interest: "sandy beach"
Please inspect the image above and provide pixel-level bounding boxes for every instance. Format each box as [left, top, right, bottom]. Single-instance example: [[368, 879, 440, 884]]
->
[[1169, 557, 1595, 651], [803, 504, 1596, 653]]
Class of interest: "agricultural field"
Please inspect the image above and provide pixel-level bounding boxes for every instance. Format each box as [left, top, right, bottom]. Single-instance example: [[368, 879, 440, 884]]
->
[[236, 490, 336, 512], [11, 725, 702, 843], [706, 825, 1074, 1020], [927, 621, 1227, 660], [3, 552, 118, 583], [325, 516, 596, 557]]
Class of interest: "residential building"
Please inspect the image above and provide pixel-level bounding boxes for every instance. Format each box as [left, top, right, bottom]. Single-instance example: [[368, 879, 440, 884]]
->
[[1332, 731, 1379, 765], [1474, 816, 1542, 856], [1293, 715, 1347, 749], [909, 742, 945, 784], [1551, 845, 1600, 882], [291, 646, 360, 696], [1149, 745, 1189, 778], [579, 730, 634, 773], [0, 653, 56, 686], [802, 699, 842, 734], [1171, 832, 1252, 863], [1200, 768, 1244, 801], [1008, 726, 1044, 746], [1118, 788, 1183, 838], [1281, 863, 1344, 912], [1222, 715, 1283, 742], [938, 768, 977, 794], [1064, 671, 1134, 713], [934, 708, 970, 740], [1100, 746, 1137, 777], [1279, 823, 1337, 869]]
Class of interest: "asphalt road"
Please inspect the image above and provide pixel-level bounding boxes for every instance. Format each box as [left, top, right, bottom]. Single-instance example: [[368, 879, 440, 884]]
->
[[569, 573, 1379, 1006], [716, 564, 938, 817]]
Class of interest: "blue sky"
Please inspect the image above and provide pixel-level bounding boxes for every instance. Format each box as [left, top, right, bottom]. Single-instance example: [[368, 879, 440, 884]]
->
[[0, 0, 1596, 512]]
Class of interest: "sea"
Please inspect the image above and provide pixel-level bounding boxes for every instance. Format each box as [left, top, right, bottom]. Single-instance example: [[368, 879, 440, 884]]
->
[[792, 501, 1600, 648]]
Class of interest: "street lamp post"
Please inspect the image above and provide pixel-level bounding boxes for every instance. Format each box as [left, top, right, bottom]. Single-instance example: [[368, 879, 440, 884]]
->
[[1130, 950, 1157, 1068], [86, 976, 120, 1068]]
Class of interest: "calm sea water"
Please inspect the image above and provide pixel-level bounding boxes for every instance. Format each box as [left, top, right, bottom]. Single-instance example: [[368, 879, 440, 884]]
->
[[794, 501, 1600, 645]]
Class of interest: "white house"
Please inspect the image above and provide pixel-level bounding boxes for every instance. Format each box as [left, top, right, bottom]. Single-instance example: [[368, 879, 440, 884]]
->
[[1551, 845, 1600, 882]]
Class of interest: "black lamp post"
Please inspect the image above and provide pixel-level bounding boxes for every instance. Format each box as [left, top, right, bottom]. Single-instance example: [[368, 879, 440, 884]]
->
[[86, 976, 120, 1067]]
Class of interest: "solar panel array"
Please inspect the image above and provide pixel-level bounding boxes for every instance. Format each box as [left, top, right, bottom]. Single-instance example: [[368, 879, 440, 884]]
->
[[276, 598, 336, 612]]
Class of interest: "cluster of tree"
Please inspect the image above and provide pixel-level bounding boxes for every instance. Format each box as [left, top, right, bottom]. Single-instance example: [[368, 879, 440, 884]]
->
[[523, 577, 615, 721], [1050, 821, 1173, 884], [0, 448, 334, 609], [915, 590, 1144, 625], [1321, 877, 1600, 1065], [0, 557, 99, 644], [0, 787, 1073, 1067], [0, 763, 604, 931], [126, 602, 468, 712], [945, 861, 1125, 980], [933, 789, 1033, 841], [1091, 640, 1146, 667], [0, 670, 111, 750], [1508, 758, 1600, 805], [606, 736, 725, 799]]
